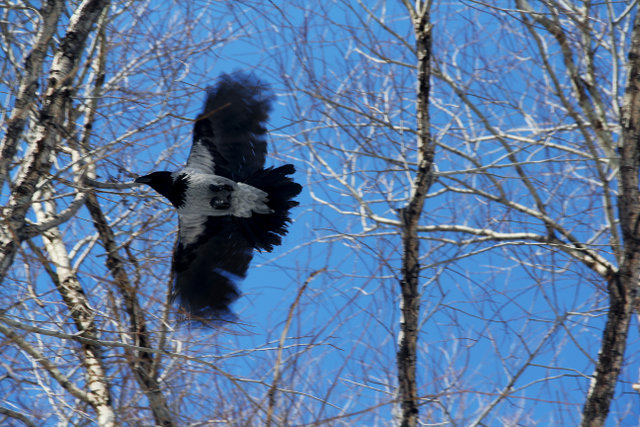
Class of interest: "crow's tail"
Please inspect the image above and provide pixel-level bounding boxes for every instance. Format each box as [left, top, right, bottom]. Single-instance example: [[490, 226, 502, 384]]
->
[[238, 164, 302, 252]]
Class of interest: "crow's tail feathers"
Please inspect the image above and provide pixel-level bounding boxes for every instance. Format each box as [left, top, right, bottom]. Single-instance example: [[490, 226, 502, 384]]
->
[[239, 164, 302, 252]]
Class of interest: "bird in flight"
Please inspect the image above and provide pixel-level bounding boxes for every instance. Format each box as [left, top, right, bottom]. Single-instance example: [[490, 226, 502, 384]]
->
[[135, 73, 302, 321]]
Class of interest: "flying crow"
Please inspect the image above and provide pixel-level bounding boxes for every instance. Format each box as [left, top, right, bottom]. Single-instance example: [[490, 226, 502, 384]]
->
[[135, 73, 302, 320]]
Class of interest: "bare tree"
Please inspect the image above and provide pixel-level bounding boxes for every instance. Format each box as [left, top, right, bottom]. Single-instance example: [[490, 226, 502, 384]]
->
[[262, 0, 640, 425], [0, 1, 315, 425], [3, 0, 640, 426], [2, 1, 115, 424], [574, 4, 640, 426]]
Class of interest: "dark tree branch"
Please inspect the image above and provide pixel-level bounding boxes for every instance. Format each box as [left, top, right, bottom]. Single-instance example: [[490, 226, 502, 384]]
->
[[76, 11, 173, 423], [85, 191, 174, 427], [0, 404, 38, 427]]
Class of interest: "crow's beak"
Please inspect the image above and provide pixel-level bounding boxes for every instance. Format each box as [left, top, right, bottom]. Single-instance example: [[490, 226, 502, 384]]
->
[[134, 176, 151, 184]]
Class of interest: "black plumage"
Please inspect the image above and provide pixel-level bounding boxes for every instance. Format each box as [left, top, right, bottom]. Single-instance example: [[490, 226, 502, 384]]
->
[[135, 73, 302, 320]]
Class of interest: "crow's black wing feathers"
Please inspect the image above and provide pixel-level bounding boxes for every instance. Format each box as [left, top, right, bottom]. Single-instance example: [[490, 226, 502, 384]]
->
[[186, 73, 272, 181], [172, 73, 300, 321], [172, 214, 254, 319]]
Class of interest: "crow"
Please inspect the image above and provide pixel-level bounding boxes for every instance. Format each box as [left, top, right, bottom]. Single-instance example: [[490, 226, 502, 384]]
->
[[135, 73, 302, 320]]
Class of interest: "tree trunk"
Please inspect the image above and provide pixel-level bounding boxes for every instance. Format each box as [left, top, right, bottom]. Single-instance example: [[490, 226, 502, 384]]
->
[[580, 9, 640, 427], [33, 186, 116, 427], [397, 4, 434, 426]]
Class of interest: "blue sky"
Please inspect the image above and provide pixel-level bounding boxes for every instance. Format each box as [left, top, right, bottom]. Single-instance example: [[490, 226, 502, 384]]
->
[[122, 1, 639, 424], [2, 1, 639, 425]]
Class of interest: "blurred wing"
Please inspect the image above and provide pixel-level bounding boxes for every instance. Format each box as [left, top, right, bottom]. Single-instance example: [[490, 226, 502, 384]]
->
[[186, 73, 272, 181], [172, 214, 254, 319]]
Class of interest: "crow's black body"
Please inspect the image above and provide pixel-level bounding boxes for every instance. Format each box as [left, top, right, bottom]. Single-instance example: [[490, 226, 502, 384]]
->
[[135, 73, 301, 320]]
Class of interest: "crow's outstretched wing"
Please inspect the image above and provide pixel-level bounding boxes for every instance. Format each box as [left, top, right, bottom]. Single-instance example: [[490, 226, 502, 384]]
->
[[172, 214, 254, 319], [186, 73, 272, 181]]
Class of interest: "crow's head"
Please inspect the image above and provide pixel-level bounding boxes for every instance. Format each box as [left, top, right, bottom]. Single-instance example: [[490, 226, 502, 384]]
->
[[135, 171, 188, 208]]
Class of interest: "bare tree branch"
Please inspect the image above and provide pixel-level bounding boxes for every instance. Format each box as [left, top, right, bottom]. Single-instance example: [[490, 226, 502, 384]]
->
[[0, 321, 93, 405], [0, 0, 63, 188], [266, 269, 325, 426], [0, 0, 110, 283], [0, 404, 38, 427]]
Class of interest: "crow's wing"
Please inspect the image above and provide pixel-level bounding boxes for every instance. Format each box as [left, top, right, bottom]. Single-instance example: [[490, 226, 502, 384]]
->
[[186, 73, 272, 181], [172, 213, 254, 319]]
